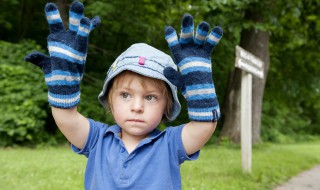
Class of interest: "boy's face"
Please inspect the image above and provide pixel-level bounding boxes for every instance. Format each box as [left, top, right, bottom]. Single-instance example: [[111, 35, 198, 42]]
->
[[110, 75, 167, 139]]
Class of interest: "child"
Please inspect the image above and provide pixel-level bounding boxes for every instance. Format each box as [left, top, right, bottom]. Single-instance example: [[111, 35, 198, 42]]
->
[[25, 1, 223, 189]]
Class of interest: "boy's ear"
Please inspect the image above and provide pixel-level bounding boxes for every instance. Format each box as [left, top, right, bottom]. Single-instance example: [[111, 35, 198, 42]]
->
[[161, 114, 169, 123]]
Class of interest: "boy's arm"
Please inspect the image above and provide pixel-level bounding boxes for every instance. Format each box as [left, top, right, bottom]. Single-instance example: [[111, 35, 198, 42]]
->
[[24, 2, 100, 149], [52, 107, 89, 149], [182, 121, 217, 155], [164, 14, 223, 155]]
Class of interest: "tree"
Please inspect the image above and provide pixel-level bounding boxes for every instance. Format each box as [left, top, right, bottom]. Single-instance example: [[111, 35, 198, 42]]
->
[[261, 0, 320, 142], [219, 2, 270, 144]]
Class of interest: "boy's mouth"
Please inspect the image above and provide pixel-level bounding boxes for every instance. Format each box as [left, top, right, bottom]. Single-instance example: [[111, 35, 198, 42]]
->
[[127, 119, 144, 123]]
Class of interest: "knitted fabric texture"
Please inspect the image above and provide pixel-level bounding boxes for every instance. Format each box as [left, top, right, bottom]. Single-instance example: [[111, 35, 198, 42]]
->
[[24, 1, 100, 108], [164, 13, 223, 122]]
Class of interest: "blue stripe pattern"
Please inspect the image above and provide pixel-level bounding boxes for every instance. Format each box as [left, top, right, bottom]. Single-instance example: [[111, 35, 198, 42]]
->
[[186, 93, 216, 101], [49, 52, 85, 65], [45, 70, 81, 86], [186, 83, 214, 91], [48, 91, 80, 99], [207, 31, 222, 46], [164, 14, 223, 121], [195, 25, 208, 45], [184, 84, 217, 101], [188, 106, 220, 121], [188, 105, 219, 113], [46, 70, 81, 78], [46, 10, 62, 24], [48, 91, 80, 108], [48, 42, 86, 60], [36, 1, 100, 108], [165, 31, 179, 47], [181, 67, 211, 75], [69, 11, 82, 32], [180, 25, 194, 44], [78, 28, 89, 37], [47, 80, 80, 86], [178, 57, 211, 67], [178, 57, 212, 75]]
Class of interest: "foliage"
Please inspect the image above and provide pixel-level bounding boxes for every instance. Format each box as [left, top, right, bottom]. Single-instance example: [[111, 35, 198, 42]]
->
[[0, 40, 50, 146], [1, 142, 319, 189], [0, 0, 49, 43], [262, 0, 320, 141], [78, 74, 112, 124]]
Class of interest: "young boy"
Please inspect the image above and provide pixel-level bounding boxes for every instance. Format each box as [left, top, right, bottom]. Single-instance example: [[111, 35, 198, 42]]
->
[[25, 1, 223, 189]]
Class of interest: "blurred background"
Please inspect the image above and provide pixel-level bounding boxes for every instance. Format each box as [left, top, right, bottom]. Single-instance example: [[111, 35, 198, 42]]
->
[[0, 0, 319, 147]]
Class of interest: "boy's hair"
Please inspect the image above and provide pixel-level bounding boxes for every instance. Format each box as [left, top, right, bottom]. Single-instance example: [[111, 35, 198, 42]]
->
[[106, 71, 173, 121]]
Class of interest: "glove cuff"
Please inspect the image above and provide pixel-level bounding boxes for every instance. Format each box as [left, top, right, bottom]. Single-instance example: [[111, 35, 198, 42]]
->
[[187, 100, 220, 122], [48, 87, 80, 108]]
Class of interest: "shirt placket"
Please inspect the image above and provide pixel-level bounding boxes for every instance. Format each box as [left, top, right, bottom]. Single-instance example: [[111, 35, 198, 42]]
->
[[119, 146, 136, 184]]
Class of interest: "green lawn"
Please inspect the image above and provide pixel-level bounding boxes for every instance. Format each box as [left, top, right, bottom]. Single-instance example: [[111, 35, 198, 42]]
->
[[0, 142, 319, 190]]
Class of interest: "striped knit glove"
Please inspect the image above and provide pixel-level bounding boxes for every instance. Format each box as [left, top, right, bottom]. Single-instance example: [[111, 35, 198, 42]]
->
[[24, 1, 100, 108], [164, 14, 223, 122]]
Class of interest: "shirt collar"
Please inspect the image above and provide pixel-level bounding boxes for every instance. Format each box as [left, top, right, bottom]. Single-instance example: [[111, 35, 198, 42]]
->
[[104, 124, 166, 141]]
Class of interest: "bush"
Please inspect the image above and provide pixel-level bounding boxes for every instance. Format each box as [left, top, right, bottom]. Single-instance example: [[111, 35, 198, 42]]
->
[[0, 40, 51, 146], [261, 100, 311, 143], [0, 40, 118, 146]]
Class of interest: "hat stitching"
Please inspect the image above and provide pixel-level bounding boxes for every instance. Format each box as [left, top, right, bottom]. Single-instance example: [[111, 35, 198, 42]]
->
[[109, 62, 166, 77]]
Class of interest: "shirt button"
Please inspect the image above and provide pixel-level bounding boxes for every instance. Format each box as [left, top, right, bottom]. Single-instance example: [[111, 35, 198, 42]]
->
[[121, 148, 125, 153], [123, 163, 127, 168]]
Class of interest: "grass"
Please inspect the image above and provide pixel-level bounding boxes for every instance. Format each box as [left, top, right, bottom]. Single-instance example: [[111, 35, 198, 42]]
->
[[182, 142, 320, 189], [0, 142, 319, 190]]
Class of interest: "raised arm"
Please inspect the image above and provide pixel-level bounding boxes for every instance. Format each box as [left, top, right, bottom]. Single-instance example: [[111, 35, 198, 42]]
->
[[52, 107, 89, 149], [164, 14, 223, 155], [24, 1, 100, 149]]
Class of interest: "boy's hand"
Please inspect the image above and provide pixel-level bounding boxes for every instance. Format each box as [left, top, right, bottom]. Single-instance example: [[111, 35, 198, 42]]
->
[[25, 1, 100, 108], [163, 14, 223, 122]]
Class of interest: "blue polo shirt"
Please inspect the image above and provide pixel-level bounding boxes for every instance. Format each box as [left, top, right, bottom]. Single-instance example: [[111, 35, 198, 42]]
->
[[72, 119, 199, 190]]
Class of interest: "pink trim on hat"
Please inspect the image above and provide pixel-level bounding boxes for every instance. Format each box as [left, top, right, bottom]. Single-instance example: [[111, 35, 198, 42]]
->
[[138, 56, 146, 65]]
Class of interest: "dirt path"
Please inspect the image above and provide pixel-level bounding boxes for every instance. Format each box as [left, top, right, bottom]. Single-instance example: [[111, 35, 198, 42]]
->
[[275, 165, 320, 190]]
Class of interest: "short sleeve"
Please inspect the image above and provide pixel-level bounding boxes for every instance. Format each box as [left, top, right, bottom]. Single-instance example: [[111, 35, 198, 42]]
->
[[166, 124, 200, 164], [72, 119, 107, 157]]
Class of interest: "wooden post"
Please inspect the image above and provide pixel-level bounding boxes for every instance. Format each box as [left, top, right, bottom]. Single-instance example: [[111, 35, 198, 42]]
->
[[241, 71, 252, 173], [235, 45, 264, 173]]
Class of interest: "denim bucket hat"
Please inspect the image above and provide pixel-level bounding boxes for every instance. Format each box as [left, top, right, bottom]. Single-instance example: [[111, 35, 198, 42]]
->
[[98, 43, 181, 121]]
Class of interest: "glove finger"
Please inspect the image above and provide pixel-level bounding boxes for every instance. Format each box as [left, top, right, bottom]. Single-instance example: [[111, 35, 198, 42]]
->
[[165, 26, 181, 63], [90, 16, 101, 31], [68, 1, 84, 33], [45, 3, 65, 33], [205, 26, 223, 52], [179, 13, 194, 45], [163, 67, 186, 92], [24, 52, 50, 69], [195, 21, 209, 46], [77, 17, 91, 38], [165, 26, 179, 47]]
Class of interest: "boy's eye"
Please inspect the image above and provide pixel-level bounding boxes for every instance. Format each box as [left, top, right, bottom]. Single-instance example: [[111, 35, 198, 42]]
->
[[145, 95, 157, 101], [120, 92, 130, 99]]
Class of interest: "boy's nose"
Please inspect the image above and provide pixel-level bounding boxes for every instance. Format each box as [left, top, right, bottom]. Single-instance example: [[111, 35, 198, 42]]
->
[[131, 98, 144, 113]]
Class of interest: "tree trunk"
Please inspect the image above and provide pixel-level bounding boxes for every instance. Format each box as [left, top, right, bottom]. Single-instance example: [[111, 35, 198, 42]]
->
[[218, 9, 270, 144], [56, 0, 68, 27]]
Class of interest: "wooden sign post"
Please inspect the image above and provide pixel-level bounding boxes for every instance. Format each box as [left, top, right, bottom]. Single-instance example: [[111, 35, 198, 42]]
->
[[235, 45, 264, 173]]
